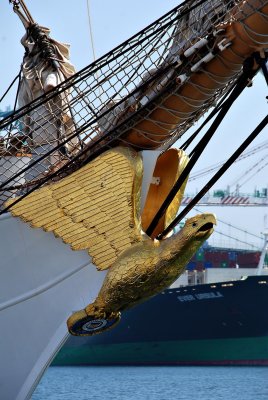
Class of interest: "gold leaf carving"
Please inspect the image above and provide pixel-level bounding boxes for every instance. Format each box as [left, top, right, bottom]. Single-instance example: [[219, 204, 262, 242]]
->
[[7, 147, 143, 271]]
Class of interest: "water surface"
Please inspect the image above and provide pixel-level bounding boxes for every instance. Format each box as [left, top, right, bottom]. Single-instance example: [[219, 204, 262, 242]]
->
[[32, 366, 268, 400]]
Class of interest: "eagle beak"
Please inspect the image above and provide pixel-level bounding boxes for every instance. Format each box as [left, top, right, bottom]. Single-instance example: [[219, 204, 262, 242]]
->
[[197, 213, 217, 236]]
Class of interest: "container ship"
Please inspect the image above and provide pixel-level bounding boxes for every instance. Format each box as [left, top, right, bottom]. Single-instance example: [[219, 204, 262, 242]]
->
[[53, 241, 268, 366], [0, 0, 267, 397]]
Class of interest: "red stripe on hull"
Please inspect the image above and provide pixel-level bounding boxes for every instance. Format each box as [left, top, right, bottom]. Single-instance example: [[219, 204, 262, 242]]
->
[[93, 360, 268, 366]]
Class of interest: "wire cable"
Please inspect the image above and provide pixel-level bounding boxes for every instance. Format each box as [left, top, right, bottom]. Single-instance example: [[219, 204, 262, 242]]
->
[[157, 114, 268, 239], [86, 0, 97, 62], [146, 65, 257, 237]]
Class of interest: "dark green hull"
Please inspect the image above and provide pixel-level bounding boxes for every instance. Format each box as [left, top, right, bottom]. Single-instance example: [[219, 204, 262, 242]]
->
[[55, 336, 268, 366]]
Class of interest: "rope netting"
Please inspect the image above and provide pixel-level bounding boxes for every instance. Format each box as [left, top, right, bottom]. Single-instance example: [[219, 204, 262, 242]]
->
[[0, 0, 267, 211]]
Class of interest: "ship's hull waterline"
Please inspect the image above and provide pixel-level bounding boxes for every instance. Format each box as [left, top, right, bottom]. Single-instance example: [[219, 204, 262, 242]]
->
[[54, 336, 268, 366]]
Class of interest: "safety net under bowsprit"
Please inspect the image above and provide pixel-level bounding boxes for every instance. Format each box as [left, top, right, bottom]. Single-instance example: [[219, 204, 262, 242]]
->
[[0, 0, 267, 211]]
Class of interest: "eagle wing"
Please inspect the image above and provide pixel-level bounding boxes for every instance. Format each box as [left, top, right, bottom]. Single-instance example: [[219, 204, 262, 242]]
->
[[7, 147, 144, 270]]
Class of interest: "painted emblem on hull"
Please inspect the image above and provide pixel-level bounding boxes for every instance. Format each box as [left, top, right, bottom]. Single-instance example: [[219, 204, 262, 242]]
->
[[71, 314, 121, 336]]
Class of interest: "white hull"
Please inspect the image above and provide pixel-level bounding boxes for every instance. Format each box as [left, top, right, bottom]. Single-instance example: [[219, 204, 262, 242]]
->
[[0, 213, 107, 400]]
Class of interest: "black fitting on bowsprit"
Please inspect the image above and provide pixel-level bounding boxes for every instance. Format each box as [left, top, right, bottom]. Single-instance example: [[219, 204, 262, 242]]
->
[[28, 23, 60, 70], [252, 51, 268, 86]]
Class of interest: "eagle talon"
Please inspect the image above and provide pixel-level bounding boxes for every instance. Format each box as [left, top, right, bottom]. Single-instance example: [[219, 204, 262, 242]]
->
[[67, 308, 121, 336], [85, 304, 105, 319]]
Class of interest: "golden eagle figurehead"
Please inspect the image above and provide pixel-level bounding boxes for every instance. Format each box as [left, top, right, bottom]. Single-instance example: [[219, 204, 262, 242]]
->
[[7, 146, 216, 336]]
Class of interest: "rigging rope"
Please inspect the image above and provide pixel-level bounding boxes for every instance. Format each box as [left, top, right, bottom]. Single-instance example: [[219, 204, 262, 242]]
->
[[16, 0, 34, 24], [255, 51, 268, 86], [0, 62, 179, 194], [189, 139, 268, 181], [229, 153, 268, 188], [86, 0, 97, 62], [193, 207, 264, 241], [146, 59, 260, 237], [0, 70, 21, 105], [211, 230, 260, 250], [180, 79, 240, 151], [232, 158, 268, 191], [1, 0, 267, 215], [157, 114, 268, 240]]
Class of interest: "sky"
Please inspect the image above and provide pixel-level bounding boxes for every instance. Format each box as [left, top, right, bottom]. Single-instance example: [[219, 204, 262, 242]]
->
[[0, 0, 267, 249]]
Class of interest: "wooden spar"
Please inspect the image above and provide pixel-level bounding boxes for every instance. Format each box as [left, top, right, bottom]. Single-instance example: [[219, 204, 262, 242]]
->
[[16, 0, 35, 24], [122, 0, 268, 149]]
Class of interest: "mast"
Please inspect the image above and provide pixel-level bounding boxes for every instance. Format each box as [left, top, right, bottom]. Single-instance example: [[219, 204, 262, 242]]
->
[[256, 231, 268, 276]]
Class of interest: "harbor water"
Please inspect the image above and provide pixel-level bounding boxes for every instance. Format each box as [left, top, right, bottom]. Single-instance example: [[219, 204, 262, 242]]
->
[[32, 366, 268, 399]]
